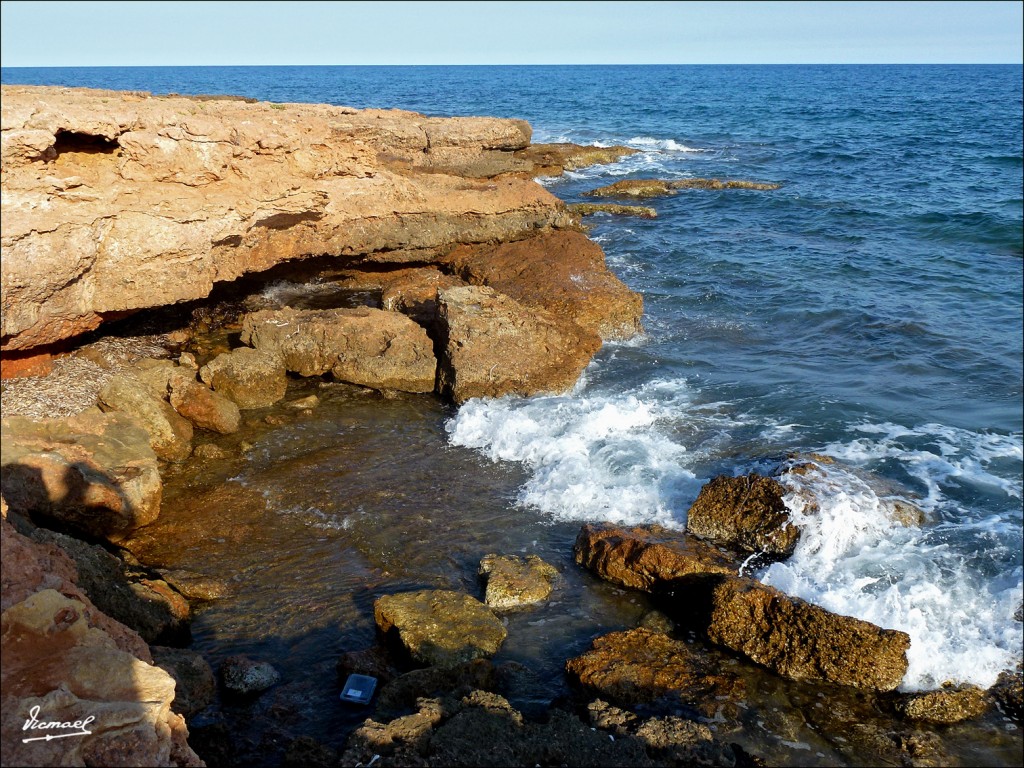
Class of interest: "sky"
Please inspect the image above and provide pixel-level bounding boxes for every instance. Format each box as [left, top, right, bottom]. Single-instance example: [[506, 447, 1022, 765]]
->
[[1, 1, 1021, 67]]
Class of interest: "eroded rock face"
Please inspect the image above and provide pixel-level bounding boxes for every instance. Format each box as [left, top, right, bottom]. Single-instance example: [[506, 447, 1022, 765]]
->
[[441, 229, 643, 341], [240, 306, 436, 393], [0, 589, 202, 767], [373, 589, 507, 667], [1, 85, 570, 353], [198, 347, 288, 409], [0, 412, 162, 541], [685, 474, 799, 558], [436, 285, 601, 404], [565, 627, 744, 706], [574, 523, 739, 591], [663, 574, 911, 691], [478, 554, 558, 610]]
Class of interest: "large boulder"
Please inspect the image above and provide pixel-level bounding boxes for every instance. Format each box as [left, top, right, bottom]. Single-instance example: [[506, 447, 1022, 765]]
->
[[374, 589, 507, 667], [1, 85, 571, 353], [98, 373, 194, 461], [685, 474, 799, 558], [478, 554, 558, 610], [574, 523, 739, 591], [0, 589, 202, 767], [663, 574, 911, 691], [440, 229, 643, 341], [240, 306, 436, 392], [436, 285, 601, 404], [0, 412, 162, 542], [565, 627, 743, 707], [198, 347, 288, 409]]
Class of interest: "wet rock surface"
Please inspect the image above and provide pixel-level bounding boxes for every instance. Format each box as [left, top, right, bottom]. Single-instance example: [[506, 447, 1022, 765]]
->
[[584, 177, 781, 198], [98, 372, 195, 461], [685, 474, 799, 558], [575, 523, 739, 591], [568, 202, 659, 218], [513, 142, 640, 177], [374, 589, 508, 667], [220, 655, 281, 695], [478, 553, 559, 610], [894, 684, 990, 723]]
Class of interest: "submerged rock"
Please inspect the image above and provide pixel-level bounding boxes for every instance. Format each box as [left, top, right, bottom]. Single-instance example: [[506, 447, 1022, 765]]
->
[[685, 474, 799, 558], [0, 412, 161, 541], [584, 177, 781, 198], [894, 684, 989, 723], [373, 589, 507, 667], [220, 655, 281, 695], [199, 347, 288, 409], [98, 373, 194, 461], [436, 285, 601, 404], [240, 306, 436, 393], [478, 554, 558, 610], [663, 573, 911, 691], [568, 202, 658, 219], [151, 646, 216, 718], [574, 523, 739, 591]]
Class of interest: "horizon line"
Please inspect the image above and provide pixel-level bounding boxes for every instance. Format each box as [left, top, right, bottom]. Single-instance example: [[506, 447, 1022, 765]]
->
[[3, 62, 1022, 69]]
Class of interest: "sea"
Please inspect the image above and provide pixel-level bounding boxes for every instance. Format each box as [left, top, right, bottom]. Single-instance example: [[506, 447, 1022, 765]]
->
[[3, 64, 1022, 752]]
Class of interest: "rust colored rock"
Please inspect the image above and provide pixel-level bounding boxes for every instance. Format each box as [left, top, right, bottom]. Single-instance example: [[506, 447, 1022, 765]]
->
[[565, 627, 743, 705], [436, 285, 601, 404], [441, 229, 643, 341], [478, 554, 558, 610], [168, 374, 242, 434], [98, 373, 194, 461], [0, 348, 56, 379], [199, 347, 288, 409], [240, 306, 436, 392], [685, 474, 799, 557], [665, 574, 911, 691], [574, 523, 739, 591], [895, 684, 989, 723], [0, 589, 202, 767], [1, 85, 569, 353], [374, 589, 507, 667], [0, 412, 162, 542]]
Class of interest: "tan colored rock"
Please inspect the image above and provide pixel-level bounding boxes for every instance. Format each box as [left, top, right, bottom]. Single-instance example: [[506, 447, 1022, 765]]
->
[[0, 589, 202, 767], [98, 374, 194, 461], [685, 474, 799, 557], [1, 85, 570, 353], [666, 574, 910, 691], [240, 306, 436, 392], [478, 554, 558, 610], [441, 229, 643, 341], [895, 685, 989, 723], [568, 203, 658, 219], [436, 285, 601, 404], [565, 627, 743, 705], [574, 524, 739, 591], [199, 347, 288, 409], [374, 589, 507, 666], [513, 142, 640, 177], [584, 177, 780, 198], [168, 375, 241, 434], [0, 412, 161, 542]]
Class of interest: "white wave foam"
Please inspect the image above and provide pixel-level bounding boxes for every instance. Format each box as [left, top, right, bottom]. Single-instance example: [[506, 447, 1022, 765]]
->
[[760, 439, 1024, 691], [626, 136, 704, 152], [445, 380, 706, 527]]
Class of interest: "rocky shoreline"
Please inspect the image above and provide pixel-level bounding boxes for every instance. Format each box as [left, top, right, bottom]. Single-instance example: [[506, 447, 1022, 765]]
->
[[2, 86, 1021, 767]]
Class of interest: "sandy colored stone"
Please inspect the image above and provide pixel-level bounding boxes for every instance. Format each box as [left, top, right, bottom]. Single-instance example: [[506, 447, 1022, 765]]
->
[[98, 373, 194, 461], [436, 285, 601, 404], [478, 554, 558, 610], [574, 523, 739, 591], [440, 229, 643, 342], [513, 142, 640, 177], [685, 474, 799, 557], [1, 85, 570, 353], [374, 589, 507, 666], [168, 374, 241, 434], [0, 412, 162, 541], [584, 177, 781, 198], [240, 306, 436, 392], [199, 347, 288, 409], [568, 202, 658, 219]]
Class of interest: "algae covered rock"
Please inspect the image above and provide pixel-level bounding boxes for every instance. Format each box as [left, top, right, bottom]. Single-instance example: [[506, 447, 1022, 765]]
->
[[374, 589, 507, 666], [220, 655, 281, 695], [478, 554, 558, 610], [685, 474, 798, 557], [568, 202, 658, 219], [894, 684, 989, 723]]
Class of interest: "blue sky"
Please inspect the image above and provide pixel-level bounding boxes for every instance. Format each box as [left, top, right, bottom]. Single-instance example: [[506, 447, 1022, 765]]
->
[[1, 1, 1021, 67]]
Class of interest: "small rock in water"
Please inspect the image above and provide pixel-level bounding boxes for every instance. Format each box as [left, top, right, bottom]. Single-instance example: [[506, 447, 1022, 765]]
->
[[285, 394, 320, 409], [894, 684, 989, 723], [685, 474, 798, 558], [221, 655, 281, 694], [478, 554, 558, 610]]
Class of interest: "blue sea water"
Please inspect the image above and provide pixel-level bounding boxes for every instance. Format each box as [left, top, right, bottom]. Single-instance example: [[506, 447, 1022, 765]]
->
[[4, 65, 1022, 691]]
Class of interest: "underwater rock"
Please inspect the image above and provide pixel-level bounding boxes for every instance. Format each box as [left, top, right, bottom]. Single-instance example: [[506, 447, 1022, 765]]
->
[[478, 553, 558, 610], [373, 589, 507, 667], [574, 523, 739, 591], [584, 177, 781, 198], [151, 646, 216, 718], [685, 474, 799, 558], [0, 412, 162, 541], [220, 655, 281, 695]]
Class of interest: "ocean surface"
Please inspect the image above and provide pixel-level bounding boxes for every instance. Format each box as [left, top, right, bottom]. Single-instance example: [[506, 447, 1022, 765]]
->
[[4, 65, 1022, 700]]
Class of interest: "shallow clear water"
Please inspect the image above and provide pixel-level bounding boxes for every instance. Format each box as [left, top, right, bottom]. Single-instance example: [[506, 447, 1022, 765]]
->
[[4, 64, 1022, 756]]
